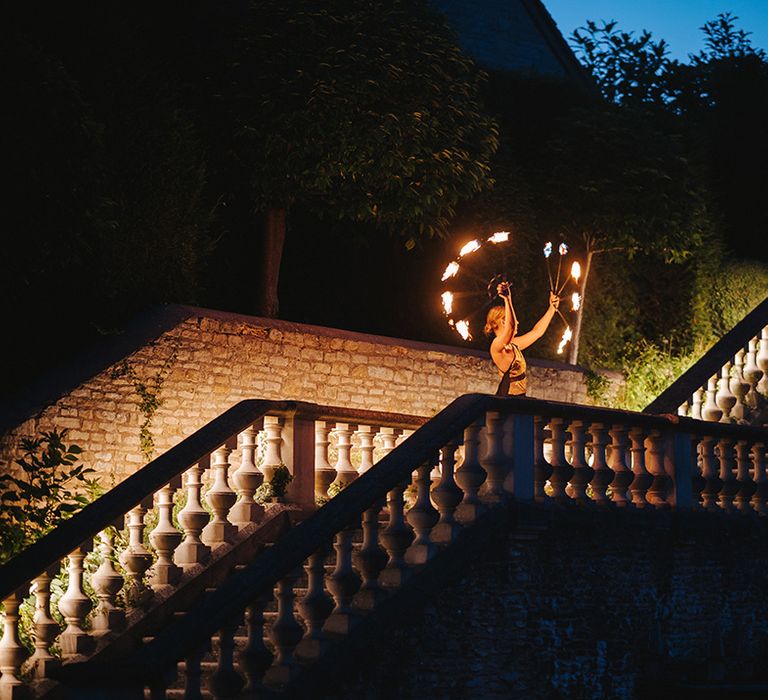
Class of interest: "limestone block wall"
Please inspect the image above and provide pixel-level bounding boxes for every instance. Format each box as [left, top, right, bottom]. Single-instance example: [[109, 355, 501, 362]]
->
[[334, 505, 768, 699], [0, 306, 599, 486]]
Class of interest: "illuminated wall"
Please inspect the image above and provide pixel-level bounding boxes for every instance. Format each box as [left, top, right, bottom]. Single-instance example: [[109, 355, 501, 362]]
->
[[0, 306, 604, 485]]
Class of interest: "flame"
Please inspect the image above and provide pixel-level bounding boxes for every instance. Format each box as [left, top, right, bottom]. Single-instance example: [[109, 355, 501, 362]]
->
[[441, 291, 453, 315], [571, 293, 581, 311], [487, 231, 510, 244], [557, 327, 573, 355], [441, 261, 460, 281], [558, 242, 568, 256], [459, 239, 481, 257], [455, 319, 472, 341], [543, 241, 553, 258], [571, 261, 581, 283]]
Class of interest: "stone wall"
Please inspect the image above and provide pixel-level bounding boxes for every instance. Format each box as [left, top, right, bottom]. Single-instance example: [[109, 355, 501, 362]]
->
[[332, 504, 768, 699], [0, 305, 604, 485]]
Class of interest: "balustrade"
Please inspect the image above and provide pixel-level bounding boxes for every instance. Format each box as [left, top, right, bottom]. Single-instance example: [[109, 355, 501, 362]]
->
[[675, 324, 768, 426], [3, 395, 768, 699]]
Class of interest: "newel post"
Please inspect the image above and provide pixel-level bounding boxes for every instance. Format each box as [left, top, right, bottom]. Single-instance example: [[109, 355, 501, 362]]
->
[[666, 429, 695, 509], [280, 411, 316, 507], [511, 414, 535, 500]]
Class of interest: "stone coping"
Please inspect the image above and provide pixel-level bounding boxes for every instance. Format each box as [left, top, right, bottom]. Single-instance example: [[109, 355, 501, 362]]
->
[[0, 304, 588, 435]]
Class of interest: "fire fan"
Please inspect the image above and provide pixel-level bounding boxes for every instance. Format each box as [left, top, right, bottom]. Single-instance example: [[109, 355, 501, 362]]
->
[[439, 232, 582, 354]]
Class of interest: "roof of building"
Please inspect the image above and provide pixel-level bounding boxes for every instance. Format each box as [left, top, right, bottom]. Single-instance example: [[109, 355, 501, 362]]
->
[[434, 0, 593, 88]]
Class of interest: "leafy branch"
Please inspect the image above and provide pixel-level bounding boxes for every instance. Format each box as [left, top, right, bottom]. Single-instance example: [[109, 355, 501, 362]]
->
[[0, 429, 96, 563]]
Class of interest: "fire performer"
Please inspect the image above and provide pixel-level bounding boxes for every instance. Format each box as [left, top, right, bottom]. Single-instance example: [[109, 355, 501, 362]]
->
[[485, 283, 560, 396]]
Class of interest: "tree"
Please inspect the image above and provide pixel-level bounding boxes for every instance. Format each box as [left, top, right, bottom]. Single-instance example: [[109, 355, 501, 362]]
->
[[222, 0, 498, 317], [561, 12, 768, 364], [458, 70, 709, 365], [540, 105, 709, 363], [1, 3, 212, 396]]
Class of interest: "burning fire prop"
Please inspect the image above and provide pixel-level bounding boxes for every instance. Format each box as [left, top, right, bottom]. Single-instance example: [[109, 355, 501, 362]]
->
[[439, 231, 582, 355], [542, 241, 582, 354]]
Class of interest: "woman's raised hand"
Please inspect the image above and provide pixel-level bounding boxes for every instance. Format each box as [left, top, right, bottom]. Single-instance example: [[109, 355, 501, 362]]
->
[[549, 291, 560, 309]]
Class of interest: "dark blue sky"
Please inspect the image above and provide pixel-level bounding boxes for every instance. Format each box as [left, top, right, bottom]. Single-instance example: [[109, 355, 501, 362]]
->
[[545, 0, 768, 61]]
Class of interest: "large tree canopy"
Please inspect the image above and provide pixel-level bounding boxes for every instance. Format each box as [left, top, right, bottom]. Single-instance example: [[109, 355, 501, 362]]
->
[[1, 0, 497, 395], [219, 0, 498, 316]]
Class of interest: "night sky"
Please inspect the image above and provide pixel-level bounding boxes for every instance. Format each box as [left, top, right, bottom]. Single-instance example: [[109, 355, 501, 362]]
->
[[545, 0, 768, 60]]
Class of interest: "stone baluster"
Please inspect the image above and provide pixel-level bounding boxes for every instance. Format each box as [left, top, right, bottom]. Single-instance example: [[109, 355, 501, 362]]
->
[[533, 416, 553, 501], [750, 443, 768, 516], [744, 338, 763, 408], [701, 376, 723, 422], [239, 594, 274, 694], [356, 425, 377, 474], [230, 426, 265, 526], [678, 401, 690, 418], [699, 435, 722, 511], [91, 529, 125, 634], [566, 420, 593, 504], [210, 617, 244, 699], [588, 423, 612, 505], [691, 387, 704, 421], [183, 642, 209, 700], [265, 569, 304, 685], [406, 455, 440, 564], [58, 543, 95, 656], [149, 483, 183, 587], [547, 417, 574, 502], [645, 430, 670, 508], [325, 521, 363, 635], [355, 503, 388, 609], [331, 423, 358, 491], [481, 411, 510, 502], [688, 436, 706, 507], [731, 349, 750, 422], [608, 424, 633, 507], [533, 416, 552, 501], [174, 462, 211, 567], [297, 545, 334, 659], [455, 420, 486, 521], [26, 568, 60, 679], [734, 440, 757, 514], [378, 427, 401, 459], [119, 503, 154, 608], [314, 421, 336, 501], [380, 480, 414, 587], [757, 328, 768, 396], [715, 363, 737, 422], [716, 438, 738, 512], [203, 444, 238, 546], [261, 415, 285, 485], [0, 591, 28, 698], [715, 438, 739, 512], [629, 427, 652, 507], [431, 437, 464, 543]]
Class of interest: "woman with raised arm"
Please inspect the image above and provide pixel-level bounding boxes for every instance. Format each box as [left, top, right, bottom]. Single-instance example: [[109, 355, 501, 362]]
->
[[485, 283, 560, 396]]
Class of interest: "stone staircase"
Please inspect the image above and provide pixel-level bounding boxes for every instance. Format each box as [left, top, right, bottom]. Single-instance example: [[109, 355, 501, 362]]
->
[[645, 297, 768, 425], [4, 388, 768, 698]]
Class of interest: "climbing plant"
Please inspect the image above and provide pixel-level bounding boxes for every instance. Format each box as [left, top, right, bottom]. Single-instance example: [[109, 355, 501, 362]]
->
[[112, 341, 179, 460]]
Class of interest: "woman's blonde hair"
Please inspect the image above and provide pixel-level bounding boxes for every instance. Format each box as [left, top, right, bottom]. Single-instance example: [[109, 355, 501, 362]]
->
[[484, 305, 505, 337]]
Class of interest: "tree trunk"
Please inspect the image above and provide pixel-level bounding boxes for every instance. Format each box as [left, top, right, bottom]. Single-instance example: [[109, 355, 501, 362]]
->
[[568, 248, 593, 365], [253, 208, 287, 318]]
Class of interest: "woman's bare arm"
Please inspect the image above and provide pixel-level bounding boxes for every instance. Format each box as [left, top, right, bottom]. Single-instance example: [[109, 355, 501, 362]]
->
[[514, 292, 560, 351]]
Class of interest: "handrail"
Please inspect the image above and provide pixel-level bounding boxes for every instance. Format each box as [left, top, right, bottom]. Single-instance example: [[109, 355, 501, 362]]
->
[[0, 399, 425, 601], [54, 393, 768, 686], [644, 296, 768, 415]]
